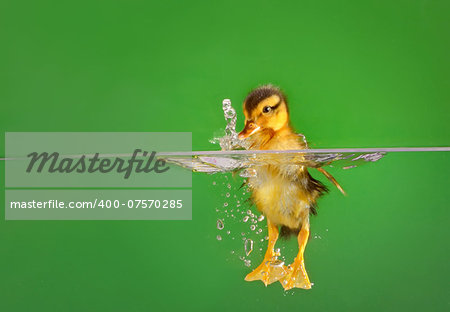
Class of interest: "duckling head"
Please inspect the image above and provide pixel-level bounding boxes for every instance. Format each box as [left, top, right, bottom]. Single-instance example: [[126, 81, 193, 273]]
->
[[238, 85, 290, 140]]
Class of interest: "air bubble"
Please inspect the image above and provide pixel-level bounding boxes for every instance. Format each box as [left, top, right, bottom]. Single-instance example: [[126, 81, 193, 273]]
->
[[244, 239, 254, 256]]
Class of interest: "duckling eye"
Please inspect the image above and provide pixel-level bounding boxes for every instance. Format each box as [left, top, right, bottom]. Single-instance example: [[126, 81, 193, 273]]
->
[[262, 106, 271, 113]]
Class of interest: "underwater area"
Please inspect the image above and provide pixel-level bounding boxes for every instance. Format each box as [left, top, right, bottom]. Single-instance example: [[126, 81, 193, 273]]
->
[[164, 99, 450, 305], [0, 1, 449, 311]]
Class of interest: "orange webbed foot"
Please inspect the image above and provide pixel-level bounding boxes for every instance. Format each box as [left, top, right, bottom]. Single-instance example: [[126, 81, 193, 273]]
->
[[245, 257, 288, 286], [280, 258, 312, 290]]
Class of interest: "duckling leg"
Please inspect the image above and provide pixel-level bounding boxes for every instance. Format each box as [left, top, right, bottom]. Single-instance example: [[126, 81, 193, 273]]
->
[[281, 214, 312, 290], [245, 219, 288, 286]]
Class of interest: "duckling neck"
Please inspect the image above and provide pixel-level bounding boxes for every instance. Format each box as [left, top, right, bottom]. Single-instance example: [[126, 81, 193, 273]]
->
[[274, 125, 294, 138]]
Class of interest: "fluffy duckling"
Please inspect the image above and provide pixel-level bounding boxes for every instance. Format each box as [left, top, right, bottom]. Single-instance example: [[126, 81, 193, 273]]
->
[[238, 85, 344, 290]]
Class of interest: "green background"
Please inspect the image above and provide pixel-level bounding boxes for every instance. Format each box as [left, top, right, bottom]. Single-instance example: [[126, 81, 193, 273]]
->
[[1, 1, 449, 311]]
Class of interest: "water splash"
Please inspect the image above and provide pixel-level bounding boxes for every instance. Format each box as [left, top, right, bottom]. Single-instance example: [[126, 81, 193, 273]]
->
[[211, 99, 248, 151], [163, 99, 388, 175]]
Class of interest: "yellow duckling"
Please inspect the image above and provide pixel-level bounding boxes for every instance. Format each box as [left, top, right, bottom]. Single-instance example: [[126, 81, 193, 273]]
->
[[238, 85, 344, 290]]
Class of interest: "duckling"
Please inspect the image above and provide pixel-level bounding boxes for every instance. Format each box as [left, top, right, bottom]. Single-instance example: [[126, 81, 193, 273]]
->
[[238, 85, 344, 290]]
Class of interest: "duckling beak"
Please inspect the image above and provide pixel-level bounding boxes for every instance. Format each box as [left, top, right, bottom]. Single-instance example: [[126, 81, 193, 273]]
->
[[238, 121, 261, 139]]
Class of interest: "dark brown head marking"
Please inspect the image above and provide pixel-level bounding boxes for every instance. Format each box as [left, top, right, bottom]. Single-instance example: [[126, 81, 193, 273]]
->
[[244, 85, 287, 113]]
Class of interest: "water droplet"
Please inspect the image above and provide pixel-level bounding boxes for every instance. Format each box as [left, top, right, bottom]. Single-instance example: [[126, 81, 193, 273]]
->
[[212, 181, 216, 185], [257, 229, 263, 234], [216, 235, 222, 241], [223, 202, 228, 207], [225, 192, 230, 198], [243, 216, 249, 222], [226, 230, 231, 235], [257, 215, 265, 222], [244, 239, 254, 256], [216, 219, 224, 230], [244, 259, 251, 267], [247, 210, 252, 215], [250, 225, 256, 231]]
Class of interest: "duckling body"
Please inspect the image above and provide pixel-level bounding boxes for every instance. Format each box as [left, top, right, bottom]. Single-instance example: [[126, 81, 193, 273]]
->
[[238, 85, 338, 290], [247, 131, 321, 230]]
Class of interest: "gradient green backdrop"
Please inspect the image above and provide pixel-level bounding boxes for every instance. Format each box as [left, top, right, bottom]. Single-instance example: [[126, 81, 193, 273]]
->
[[1, 1, 449, 311]]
